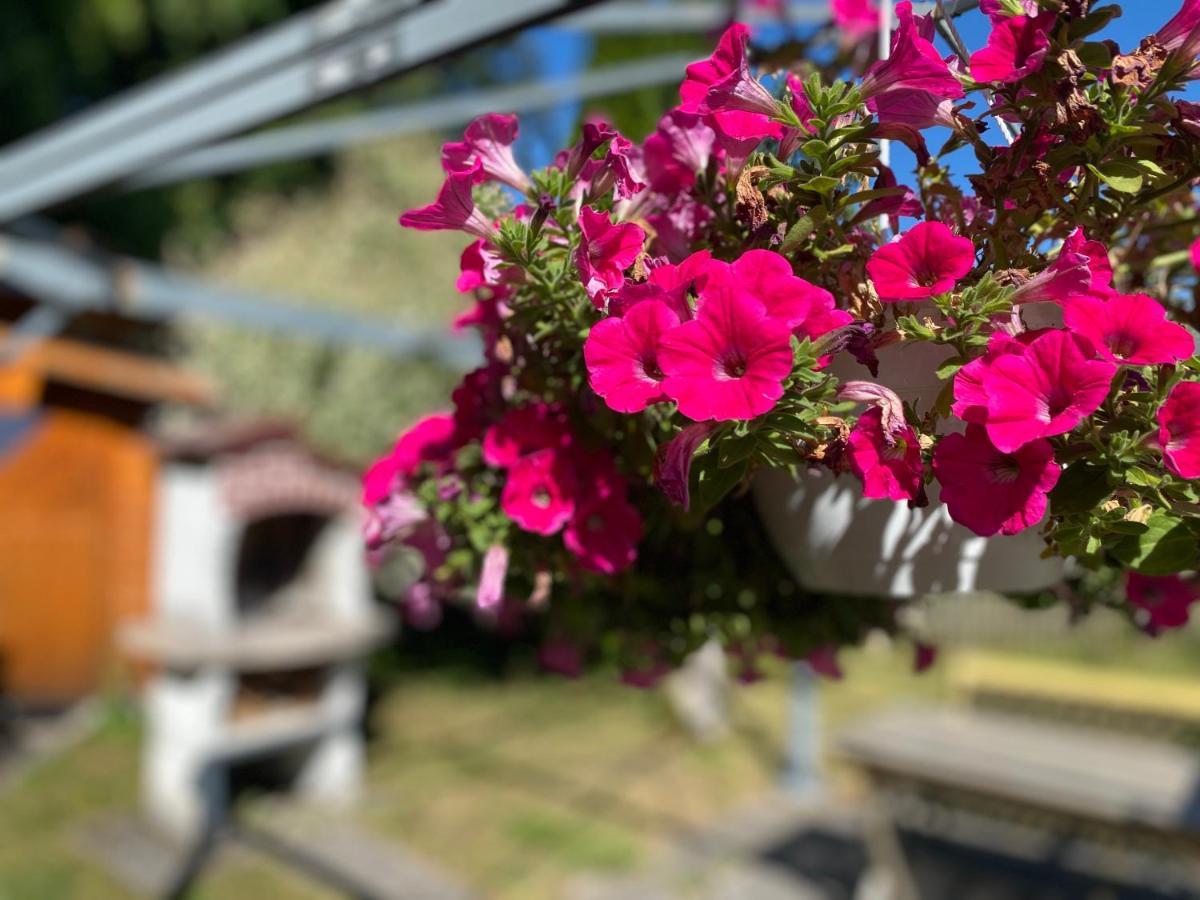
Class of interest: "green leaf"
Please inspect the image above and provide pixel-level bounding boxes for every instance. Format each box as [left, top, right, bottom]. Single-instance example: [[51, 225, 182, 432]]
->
[[1112, 513, 1199, 575], [795, 175, 840, 195], [935, 357, 965, 380], [1068, 5, 1121, 41], [693, 457, 750, 515], [1050, 462, 1111, 516], [1075, 42, 1112, 70], [717, 434, 758, 469], [1124, 465, 1161, 488], [1087, 161, 1144, 194], [781, 215, 816, 253]]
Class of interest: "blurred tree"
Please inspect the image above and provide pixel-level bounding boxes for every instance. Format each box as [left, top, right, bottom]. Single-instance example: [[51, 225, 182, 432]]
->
[[0, 0, 325, 256]]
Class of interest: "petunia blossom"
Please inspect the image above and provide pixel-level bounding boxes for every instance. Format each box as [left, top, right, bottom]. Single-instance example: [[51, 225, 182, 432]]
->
[[563, 494, 644, 575], [1158, 381, 1200, 479], [845, 407, 925, 503], [441, 113, 531, 192], [778, 74, 818, 159], [831, 0, 879, 38], [483, 404, 572, 469], [1126, 573, 1200, 633], [654, 422, 716, 510], [979, 330, 1117, 452], [584, 299, 680, 413], [932, 424, 1060, 536], [574, 206, 645, 306], [969, 13, 1054, 84], [952, 331, 1034, 424], [1060, 228, 1114, 295], [642, 109, 716, 193], [860, 2, 964, 107], [500, 448, 576, 535], [866, 221, 975, 301], [713, 250, 852, 341], [1192, 237, 1200, 272], [363, 412, 458, 505], [1064, 293, 1195, 366], [1156, 0, 1200, 64], [399, 162, 495, 240], [680, 24, 784, 141], [851, 166, 924, 224], [658, 288, 795, 421]]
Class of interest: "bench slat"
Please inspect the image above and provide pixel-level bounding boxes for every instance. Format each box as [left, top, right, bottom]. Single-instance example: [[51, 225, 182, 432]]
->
[[839, 706, 1200, 833]]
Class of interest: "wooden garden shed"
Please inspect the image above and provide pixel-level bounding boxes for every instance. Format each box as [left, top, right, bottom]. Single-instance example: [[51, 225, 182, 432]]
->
[[0, 321, 214, 706]]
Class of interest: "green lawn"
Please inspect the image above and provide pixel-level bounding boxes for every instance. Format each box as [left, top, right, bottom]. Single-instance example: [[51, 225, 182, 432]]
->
[[3, 624, 1199, 900]]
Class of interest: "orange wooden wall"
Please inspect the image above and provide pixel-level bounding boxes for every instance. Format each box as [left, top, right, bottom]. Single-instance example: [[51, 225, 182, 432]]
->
[[0, 407, 156, 704]]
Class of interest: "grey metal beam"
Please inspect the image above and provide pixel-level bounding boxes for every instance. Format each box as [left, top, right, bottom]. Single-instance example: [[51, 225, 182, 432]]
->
[[0, 0, 610, 222], [0, 234, 482, 367], [127, 54, 693, 189], [565, 1, 827, 32], [0, 305, 73, 364], [0, 1, 430, 188]]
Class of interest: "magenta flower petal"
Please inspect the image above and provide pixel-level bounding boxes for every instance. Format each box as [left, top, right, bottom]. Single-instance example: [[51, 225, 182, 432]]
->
[[399, 162, 494, 240], [866, 221, 975, 301], [1156, 0, 1200, 57], [952, 331, 1026, 424], [1064, 293, 1195, 366], [680, 24, 783, 142], [846, 408, 924, 502], [654, 422, 716, 510], [723, 250, 852, 340], [659, 288, 794, 422], [563, 494, 643, 575], [482, 404, 572, 468], [643, 109, 716, 193], [969, 13, 1054, 84], [933, 424, 1060, 537], [1158, 381, 1200, 479], [584, 300, 680, 413], [574, 206, 645, 307], [981, 330, 1117, 452], [861, 2, 964, 104], [1192, 237, 1200, 273], [1127, 572, 1200, 632], [476, 544, 509, 611], [500, 449, 576, 535], [441, 113, 530, 192], [832, 0, 879, 38]]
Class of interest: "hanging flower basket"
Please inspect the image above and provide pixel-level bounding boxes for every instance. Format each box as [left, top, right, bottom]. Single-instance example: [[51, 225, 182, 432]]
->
[[366, 0, 1200, 677]]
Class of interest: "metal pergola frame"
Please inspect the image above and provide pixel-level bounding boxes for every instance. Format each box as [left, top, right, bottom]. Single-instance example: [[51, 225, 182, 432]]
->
[[0, 0, 978, 365]]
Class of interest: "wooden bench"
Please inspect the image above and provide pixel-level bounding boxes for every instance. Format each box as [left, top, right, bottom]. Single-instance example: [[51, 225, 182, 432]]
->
[[838, 654, 1200, 897]]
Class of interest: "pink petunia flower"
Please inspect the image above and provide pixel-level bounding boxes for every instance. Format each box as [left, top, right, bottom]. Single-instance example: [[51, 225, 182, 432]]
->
[[500, 448, 576, 535], [363, 412, 458, 505], [589, 134, 647, 201], [806, 647, 844, 680], [979, 0, 1038, 20], [680, 24, 784, 142], [866, 221, 975, 301], [1061, 228, 1114, 295], [562, 121, 617, 180], [646, 196, 716, 264], [658, 288, 795, 421], [584, 299, 680, 413], [831, 0, 879, 39], [969, 13, 1054, 84], [574, 206, 645, 307], [979, 330, 1117, 452], [860, 2, 964, 108], [483, 404, 572, 468], [476, 544, 509, 612], [456, 239, 506, 294], [643, 109, 716, 193], [778, 74, 818, 159], [846, 407, 925, 502], [851, 166, 924, 223], [932, 424, 1061, 536], [700, 39, 782, 125], [441, 113, 531, 193], [1158, 381, 1200, 479], [709, 250, 852, 341], [563, 493, 644, 575], [399, 162, 494, 240], [654, 422, 716, 510], [1064, 294, 1195, 366], [1192, 237, 1200, 272], [1126, 573, 1200, 633], [952, 330, 1036, 424], [913, 642, 938, 673], [1156, 0, 1200, 63]]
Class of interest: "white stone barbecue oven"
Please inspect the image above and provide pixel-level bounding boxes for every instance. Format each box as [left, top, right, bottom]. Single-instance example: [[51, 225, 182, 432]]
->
[[123, 423, 392, 839]]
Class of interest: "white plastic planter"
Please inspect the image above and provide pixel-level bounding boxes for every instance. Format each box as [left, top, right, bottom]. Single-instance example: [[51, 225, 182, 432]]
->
[[754, 339, 1064, 599]]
